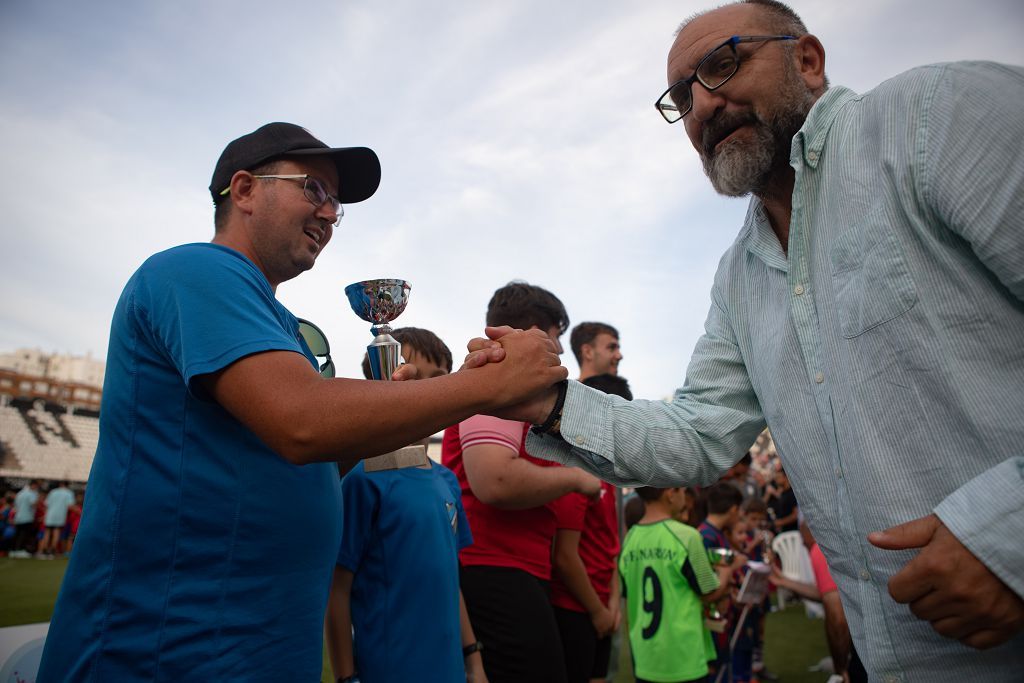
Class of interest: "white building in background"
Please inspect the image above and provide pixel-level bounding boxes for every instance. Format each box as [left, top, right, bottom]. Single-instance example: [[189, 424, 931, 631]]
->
[[0, 349, 105, 389]]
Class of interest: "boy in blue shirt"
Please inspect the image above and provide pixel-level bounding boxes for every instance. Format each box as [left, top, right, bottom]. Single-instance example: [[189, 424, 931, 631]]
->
[[325, 328, 487, 682]]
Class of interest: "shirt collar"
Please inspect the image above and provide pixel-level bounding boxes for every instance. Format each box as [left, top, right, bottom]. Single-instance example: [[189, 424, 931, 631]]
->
[[790, 86, 859, 169], [742, 198, 789, 272]]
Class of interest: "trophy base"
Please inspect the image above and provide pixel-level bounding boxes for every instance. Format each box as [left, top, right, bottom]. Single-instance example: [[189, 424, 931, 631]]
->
[[363, 445, 430, 472]]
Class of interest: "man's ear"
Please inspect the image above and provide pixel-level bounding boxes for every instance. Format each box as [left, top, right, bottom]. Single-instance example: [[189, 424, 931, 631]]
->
[[581, 343, 595, 362], [795, 34, 826, 95], [228, 170, 259, 217]]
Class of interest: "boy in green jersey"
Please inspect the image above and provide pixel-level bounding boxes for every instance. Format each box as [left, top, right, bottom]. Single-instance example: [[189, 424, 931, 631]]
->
[[620, 487, 742, 683]]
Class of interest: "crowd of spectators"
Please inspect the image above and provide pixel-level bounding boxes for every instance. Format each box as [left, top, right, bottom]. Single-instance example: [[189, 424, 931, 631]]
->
[[0, 479, 84, 559]]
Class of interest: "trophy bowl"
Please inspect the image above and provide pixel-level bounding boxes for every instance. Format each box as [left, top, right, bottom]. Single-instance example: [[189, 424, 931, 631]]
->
[[345, 279, 411, 326], [707, 547, 736, 566], [345, 279, 412, 381]]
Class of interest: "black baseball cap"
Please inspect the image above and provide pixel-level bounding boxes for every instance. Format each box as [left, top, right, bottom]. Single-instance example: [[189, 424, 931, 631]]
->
[[209, 122, 381, 205]]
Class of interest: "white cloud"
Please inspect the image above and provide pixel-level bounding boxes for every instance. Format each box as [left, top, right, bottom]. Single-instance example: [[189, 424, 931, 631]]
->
[[2, 0, 1021, 400]]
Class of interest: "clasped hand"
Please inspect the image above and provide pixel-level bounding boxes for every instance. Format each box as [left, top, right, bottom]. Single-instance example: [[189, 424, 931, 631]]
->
[[460, 326, 566, 422]]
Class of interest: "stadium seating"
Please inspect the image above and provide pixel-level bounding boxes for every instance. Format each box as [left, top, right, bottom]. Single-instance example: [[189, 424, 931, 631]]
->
[[0, 401, 97, 483]]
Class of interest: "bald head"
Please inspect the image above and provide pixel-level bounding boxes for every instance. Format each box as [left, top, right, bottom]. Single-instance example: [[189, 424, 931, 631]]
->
[[671, 1, 826, 91], [677, 0, 810, 40]]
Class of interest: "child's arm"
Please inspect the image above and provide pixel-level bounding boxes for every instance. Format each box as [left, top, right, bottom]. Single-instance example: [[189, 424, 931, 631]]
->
[[324, 567, 356, 681], [463, 443, 600, 509], [552, 529, 616, 636], [607, 564, 622, 631], [770, 567, 821, 600], [702, 552, 747, 603], [684, 528, 746, 604], [459, 590, 488, 683]]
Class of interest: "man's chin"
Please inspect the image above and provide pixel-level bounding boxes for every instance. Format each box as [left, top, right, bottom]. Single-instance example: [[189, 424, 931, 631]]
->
[[703, 149, 770, 197], [705, 165, 756, 197]]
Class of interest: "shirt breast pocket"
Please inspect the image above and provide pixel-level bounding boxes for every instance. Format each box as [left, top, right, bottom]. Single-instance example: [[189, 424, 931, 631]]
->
[[830, 208, 918, 338]]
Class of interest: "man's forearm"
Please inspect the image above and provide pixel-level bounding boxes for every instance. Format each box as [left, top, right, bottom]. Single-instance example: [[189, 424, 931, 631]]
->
[[526, 381, 766, 489], [206, 339, 565, 465]]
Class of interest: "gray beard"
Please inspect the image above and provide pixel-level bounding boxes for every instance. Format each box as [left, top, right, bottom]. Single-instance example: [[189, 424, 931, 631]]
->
[[700, 82, 815, 198], [703, 127, 779, 197]]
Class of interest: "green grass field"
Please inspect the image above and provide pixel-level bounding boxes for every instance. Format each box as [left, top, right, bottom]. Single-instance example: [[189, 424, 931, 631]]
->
[[0, 557, 829, 682]]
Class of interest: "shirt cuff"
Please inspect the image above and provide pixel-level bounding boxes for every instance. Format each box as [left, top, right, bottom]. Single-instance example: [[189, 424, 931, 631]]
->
[[525, 381, 620, 480], [933, 456, 1024, 598]]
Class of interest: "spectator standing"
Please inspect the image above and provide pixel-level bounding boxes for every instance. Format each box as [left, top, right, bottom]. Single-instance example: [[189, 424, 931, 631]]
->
[[698, 483, 747, 677], [38, 481, 74, 558], [64, 490, 84, 554], [619, 486, 739, 683], [570, 322, 623, 381], [764, 468, 798, 533], [442, 282, 601, 683], [550, 373, 632, 683], [698, 483, 744, 553], [0, 491, 14, 553], [10, 480, 40, 557], [738, 497, 774, 679]]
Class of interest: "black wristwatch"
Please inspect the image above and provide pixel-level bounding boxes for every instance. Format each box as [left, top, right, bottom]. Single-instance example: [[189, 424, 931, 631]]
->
[[462, 641, 484, 658]]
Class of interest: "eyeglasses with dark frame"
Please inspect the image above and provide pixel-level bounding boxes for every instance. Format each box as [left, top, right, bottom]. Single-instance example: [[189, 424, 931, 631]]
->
[[655, 34, 796, 123], [297, 318, 335, 378]]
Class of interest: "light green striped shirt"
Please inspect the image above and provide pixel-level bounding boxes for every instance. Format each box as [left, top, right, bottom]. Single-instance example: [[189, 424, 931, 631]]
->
[[529, 62, 1024, 683]]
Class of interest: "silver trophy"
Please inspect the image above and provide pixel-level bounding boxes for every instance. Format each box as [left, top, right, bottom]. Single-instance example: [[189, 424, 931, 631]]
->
[[705, 548, 736, 633], [345, 279, 411, 381], [344, 278, 428, 471]]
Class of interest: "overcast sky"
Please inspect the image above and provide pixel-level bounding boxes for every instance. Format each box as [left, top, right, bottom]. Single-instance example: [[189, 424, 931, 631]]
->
[[2, 0, 1022, 401]]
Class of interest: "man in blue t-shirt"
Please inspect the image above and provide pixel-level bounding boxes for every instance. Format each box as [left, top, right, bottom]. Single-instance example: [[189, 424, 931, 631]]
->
[[38, 122, 569, 682]]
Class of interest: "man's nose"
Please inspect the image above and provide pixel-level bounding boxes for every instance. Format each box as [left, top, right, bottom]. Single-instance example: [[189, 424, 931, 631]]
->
[[689, 81, 726, 123], [315, 201, 339, 225]]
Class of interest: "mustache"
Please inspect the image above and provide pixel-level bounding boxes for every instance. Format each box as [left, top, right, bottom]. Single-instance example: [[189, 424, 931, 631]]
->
[[701, 110, 760, 158]]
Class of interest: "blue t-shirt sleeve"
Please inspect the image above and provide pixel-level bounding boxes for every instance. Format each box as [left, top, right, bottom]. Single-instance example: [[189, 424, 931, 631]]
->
[[439, 465, 473, 550], [129, 245, 306, 390], [337, 465, 381, 571]]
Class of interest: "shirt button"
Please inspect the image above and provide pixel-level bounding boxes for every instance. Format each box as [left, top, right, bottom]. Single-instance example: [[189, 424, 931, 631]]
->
[[793, 284, 805, 295], [808, 150, 819, 162], [574, 436, 585, 446], [883, 676, 901, 683], [815, 372, 824, 383], [859, 569, 871, 581], [835, 469, 843, 479]]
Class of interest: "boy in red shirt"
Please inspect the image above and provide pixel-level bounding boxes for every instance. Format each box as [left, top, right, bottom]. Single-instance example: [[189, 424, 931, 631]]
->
[[443, 282, 600, 683], [550, 373, 632, 683]]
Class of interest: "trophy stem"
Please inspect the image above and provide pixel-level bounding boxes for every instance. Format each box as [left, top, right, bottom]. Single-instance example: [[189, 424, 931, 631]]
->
[[367, 323, 402, 381]]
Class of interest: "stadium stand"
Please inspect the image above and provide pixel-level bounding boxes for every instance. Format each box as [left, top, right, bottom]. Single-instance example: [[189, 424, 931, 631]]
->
[[0, 398, 98, 483]]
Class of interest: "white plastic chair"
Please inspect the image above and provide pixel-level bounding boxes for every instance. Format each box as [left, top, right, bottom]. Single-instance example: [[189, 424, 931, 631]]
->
[[771, 531, 824, 617]]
